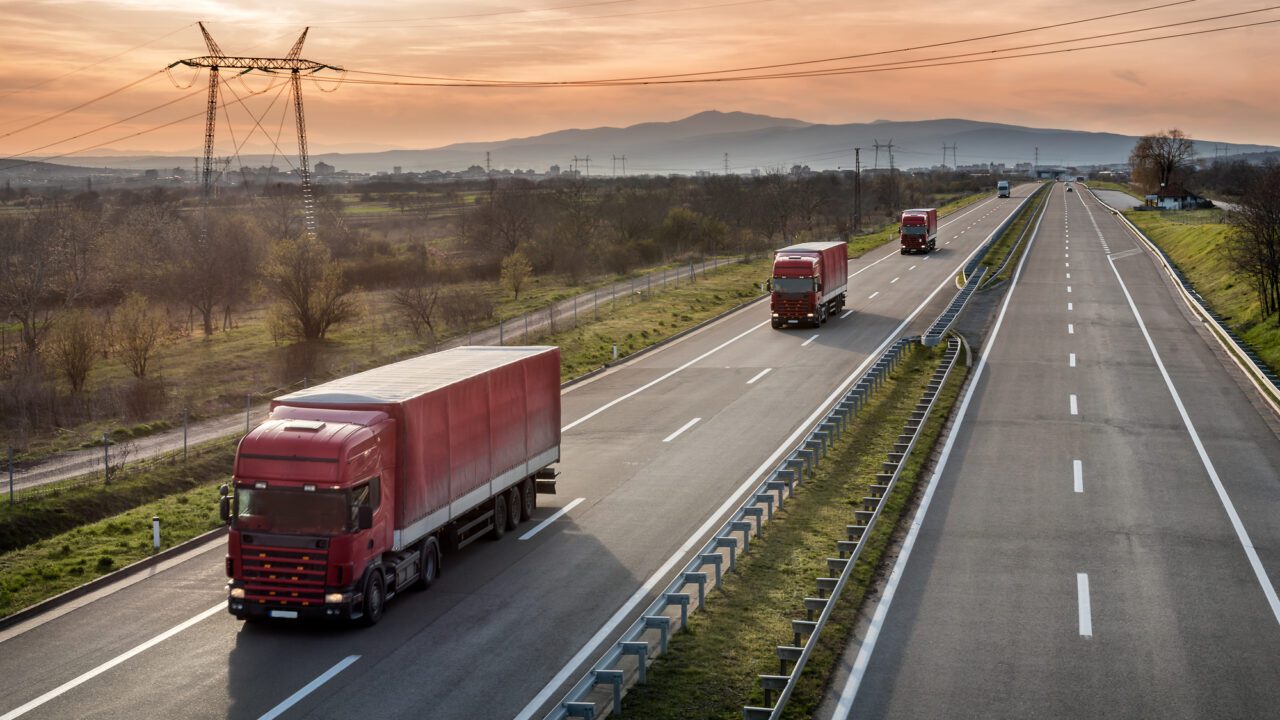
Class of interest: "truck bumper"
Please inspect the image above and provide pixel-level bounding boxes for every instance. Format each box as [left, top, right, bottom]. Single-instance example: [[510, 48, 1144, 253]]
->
[[228, 584, 361, 622]]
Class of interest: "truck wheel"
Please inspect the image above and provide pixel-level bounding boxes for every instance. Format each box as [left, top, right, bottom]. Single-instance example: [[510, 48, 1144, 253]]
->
[[520, 478, 536, 521], [490, 495, 508, 540], [507, 487, 522, 530], [414, 537, 440, 590], [361, 570, 385, 626]]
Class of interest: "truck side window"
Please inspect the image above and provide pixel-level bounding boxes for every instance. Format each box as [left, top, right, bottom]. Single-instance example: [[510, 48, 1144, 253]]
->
[[351, 477, 381, 514]]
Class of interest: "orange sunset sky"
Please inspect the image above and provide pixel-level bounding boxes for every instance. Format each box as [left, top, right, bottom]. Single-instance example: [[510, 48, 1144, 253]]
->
[[1, 0, 1277, 163]]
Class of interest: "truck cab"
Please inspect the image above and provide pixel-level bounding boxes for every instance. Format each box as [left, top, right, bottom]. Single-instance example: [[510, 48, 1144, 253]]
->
[[224, 407, 405, 624], [997, 180, 1011, 198]]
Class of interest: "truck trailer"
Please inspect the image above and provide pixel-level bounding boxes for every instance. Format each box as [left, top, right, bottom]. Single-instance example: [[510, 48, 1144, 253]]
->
[[222, 346, 561, 625], [770, 240, 849, 328], [997, 180, 1011, 198], [899, 208, 938, 255]]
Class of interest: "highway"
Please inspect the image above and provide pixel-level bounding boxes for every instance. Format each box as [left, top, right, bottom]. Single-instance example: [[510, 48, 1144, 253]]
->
[[0, 188, 1034, 720], [823, 183, 1280, 718]]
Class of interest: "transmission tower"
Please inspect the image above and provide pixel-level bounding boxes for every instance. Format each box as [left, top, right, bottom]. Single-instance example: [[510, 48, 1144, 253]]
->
[[172, 23, 341, 240]]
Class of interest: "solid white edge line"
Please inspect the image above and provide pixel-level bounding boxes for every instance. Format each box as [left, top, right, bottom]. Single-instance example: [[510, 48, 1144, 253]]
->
[[662, 417, 701, 443], [1077, 573, 1093, 637], [521, 196, 1026, 720], [1074, 459, 1084, 493], [519, 498, 586, 541], [1104, 252, 1280, 627], [746, 368, 774, 385], [258, 655, 361, 720], [802, 334, 820, 347], [561, 321, 767, 432], [830, 174, 1048, 720], [0, 603, 225, 720]]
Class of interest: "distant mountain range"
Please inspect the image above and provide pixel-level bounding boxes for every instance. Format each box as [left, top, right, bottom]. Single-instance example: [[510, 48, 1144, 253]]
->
[[43, 110, 1280, 176]]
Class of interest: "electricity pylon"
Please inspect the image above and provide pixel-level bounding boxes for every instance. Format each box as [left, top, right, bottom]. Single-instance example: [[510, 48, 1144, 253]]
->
[[171, 22, 341, 240]]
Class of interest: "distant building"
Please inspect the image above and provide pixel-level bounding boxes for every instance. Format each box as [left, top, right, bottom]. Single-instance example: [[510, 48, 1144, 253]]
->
[[314, 161, 335, 176], [548, 164, 561, 177], [144, 169, 159, 181], [393, 166, 402, 175], [1153, 185, 1202, 210]]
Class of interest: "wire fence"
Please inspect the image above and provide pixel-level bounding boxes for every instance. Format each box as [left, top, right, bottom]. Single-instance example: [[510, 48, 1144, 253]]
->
[[4, 255, 750, 502]]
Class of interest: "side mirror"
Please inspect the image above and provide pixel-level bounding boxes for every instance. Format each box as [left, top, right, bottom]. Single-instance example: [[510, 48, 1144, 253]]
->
[[357, 505, 374, 531], [764, 279, 772, 292], [219, 483, 230, 498], [219, 496, 231, 524]]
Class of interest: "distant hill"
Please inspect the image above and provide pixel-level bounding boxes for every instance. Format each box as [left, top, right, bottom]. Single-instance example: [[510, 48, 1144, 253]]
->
[[49, 110, 1279, 176]]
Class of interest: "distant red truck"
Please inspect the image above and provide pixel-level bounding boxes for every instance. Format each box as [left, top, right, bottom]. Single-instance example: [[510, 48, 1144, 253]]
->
[[222, 346, 561, 625], [899, 208, 939, 254], [769, 240, 849, 328]]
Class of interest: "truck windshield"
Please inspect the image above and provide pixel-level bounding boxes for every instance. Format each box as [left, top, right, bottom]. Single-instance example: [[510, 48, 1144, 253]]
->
[[772, 277, 815, 293], [901, 226, 928, 235], [235, 487, 349, 535]]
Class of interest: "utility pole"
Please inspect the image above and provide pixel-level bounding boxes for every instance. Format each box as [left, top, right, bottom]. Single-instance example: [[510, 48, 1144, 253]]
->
[[942, 144, 948, 168], [583, 155, 590, 177], [620, 154, 626, 176], [888, 144, 898, 210], [873, 139, 883, 170], [853, 147, 862, 233], [1034, 146, 1039, 179], [611, 154, 617, 177], [724, 153, 730, 176], [485, 151, 491, 175]]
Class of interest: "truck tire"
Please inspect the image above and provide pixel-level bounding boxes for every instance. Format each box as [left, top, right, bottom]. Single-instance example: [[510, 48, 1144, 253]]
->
[[520, 478, 536, 521], [414, 537, 440, 590], [490, 495, 508, 541], [506, 487, 522, 530], [361, 570, 385, 626]]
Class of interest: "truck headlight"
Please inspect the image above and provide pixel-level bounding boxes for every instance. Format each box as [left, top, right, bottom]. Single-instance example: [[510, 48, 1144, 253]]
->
[[228, 587, 246, 599], [325, 592, 348, 604]]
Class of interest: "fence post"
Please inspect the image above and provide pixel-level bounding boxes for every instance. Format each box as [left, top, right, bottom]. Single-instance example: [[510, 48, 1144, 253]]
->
[[152, 516, 161, 552], [500, 318, 505, 345], [573, 295, 578, 328], [612, 282, 617, 310], [524, 312, 529, 342], [549, 305, 555, 335], [244, 395, 251, 434], [103, 432, 110, 483], [7, 447, 13, 507], [182, 408, 188, 464], [594, 289, 600, 321]]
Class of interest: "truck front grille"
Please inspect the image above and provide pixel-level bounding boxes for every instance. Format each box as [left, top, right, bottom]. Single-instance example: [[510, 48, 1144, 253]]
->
[[240, 543, 328, 607]]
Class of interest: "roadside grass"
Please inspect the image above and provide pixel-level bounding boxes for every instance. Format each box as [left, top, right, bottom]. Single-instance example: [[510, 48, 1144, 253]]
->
[[0, 476, 227, 618], [617, 341, 968, 719], [1087, 180, 1135, 195], [979, 184, 1049, 283], [0, 438, 236, 554], [6, 257, 741, 464], [1124, 209, 1280, 376], [0, 259, 774, 617]]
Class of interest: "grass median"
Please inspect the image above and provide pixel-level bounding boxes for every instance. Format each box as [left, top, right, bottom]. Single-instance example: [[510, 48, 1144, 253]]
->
[[979, 184, 1050, 284], [617, 340, 968, 719]]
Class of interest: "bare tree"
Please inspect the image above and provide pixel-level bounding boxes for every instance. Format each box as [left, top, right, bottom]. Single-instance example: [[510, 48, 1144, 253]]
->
[[45, 309, 99, 394], [1130, 129, 1196, 193], [114, 292, 166, 379], [263, 234, 357, 341], [1228, 161, 1280, 320], [391, 284, 441, 341]]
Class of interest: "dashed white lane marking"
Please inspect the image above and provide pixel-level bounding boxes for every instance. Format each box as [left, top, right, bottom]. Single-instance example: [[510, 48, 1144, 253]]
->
[[801, 334, 819, 347], [890, 277, 900, 284], [519, 498, 586, 540], [868, 291, 880, 300], [258, 655, 362, 720], [1068, 323, 1075, 334], [1070, 394, 1079, 415], [1074, 459, 1084, 493], [746, 368, 773, 385], [909, 265, 917, 271], [1068, 302, 1073, 311], [1069, 353, 1077, 367], [840, 309, 854, 319], [662, 417, 701, 443], [1077, 573, 1093, 638]]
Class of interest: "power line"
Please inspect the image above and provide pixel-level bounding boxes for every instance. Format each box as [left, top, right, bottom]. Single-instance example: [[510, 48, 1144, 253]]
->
[[0, 69, 166, 141]]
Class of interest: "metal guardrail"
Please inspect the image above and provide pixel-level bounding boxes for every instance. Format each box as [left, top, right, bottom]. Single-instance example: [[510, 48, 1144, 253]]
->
[[741, 335, 962, 720], [1084, 186, 1280, 398], [922, 266, 986, 347], [546, 338, 916, 720], [980, 183, 1051, 288]]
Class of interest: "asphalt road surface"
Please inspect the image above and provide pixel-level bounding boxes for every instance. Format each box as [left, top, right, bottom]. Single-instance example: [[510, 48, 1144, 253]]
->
[[823, 182, 1280, 719], [0, 188, 1036, 720]]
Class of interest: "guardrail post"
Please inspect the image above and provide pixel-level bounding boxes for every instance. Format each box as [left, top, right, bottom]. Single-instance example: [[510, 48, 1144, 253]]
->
[[754, 493, 774, 521], [643, 615, 671, 652], [593, 669, 624, 715], [740, 507, 764, 534], [244, 394, 251, 434], [102, 432, 110, 483], [666, 592, 691, 630], [714, 536, 738, 571], [182, 408, 188, 464], [7, 447, 13, 507], [683, 571, 708, 607], [563, 701, 595, 719], [730, 520, 753, 552], [152, 516, 161, 551], [620, 641, 649, 683], [698, 553, 723, 588]]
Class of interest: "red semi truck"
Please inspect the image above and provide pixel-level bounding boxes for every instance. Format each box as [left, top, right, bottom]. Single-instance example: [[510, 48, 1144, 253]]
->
[[899, 208, 938, 254], [769, 240, 849, 328], [221, 346, 561, 625]]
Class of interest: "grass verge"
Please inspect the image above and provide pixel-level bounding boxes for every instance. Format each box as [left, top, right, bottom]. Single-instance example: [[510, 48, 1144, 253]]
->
[[1123, 208, 1280, 376], [0, 259, 773, 617], [617, 340, 968, 719], [979, 184, 1050, 284]]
